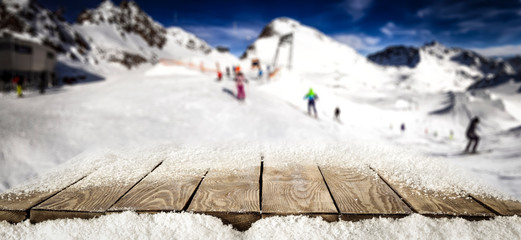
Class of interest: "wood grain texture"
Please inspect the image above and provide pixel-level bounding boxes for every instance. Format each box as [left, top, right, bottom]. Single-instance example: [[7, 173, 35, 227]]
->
[[33, 185, 136, 212], [33, 164, 160, 213], [0, 191, 58, 211], [30, 210, 104, 223], [471, 195, 521, 216], [188, 167, 260, 213], [320, 166, 412, 215], [109, 171, 206, 212], [187, 167, 260, 231], [377, 171, 493, 216], [0, 210, 26, 223], [262, 165, 337, 214], [0, 175, 88, 223]]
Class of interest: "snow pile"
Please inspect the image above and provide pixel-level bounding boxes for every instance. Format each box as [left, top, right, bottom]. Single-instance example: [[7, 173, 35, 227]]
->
[[1, 212, 520, 239]]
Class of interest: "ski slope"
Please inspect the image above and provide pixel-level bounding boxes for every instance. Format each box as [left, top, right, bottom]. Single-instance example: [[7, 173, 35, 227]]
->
[[1, 63, 521, 238]]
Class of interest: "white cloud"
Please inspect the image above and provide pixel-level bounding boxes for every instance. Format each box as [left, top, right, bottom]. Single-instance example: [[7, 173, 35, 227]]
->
[[417, 8, 432, 18], [343, 0, 373, 21], [380, 22, 417, 37], [185, 25, 260, 43], [471, 44, 521, 57], [333, 33, 381, 53]]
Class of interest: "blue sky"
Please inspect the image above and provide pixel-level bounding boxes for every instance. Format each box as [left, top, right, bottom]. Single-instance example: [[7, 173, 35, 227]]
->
[[42, 0, 521, 57]]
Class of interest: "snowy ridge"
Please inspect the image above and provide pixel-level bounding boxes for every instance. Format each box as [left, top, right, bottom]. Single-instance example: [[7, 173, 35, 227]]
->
[[76, 0, 166, 50], [240, 18, 379, 75], [0, 0, 91, 62], [369, 41, 517, 92], [73, 0, 237, 69]]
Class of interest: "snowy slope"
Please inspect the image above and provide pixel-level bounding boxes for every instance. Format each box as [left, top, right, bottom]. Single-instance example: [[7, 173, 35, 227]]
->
[[369, 41, 517, 92], [1, 44, 521, 238]]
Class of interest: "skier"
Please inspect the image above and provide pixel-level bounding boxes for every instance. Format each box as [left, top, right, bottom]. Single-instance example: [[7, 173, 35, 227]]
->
[[400, 123, 405, 132], [39, 73, 47, 94], [217, 71, 223, 81], [236, 72, 247, 101], [464, 117, 480, 153], [334, 107, 340, 121], [304, 88, 318, 118], [12, 75, 23, 98], [258, 68, 263, 79], [226, 67, 230, 77]]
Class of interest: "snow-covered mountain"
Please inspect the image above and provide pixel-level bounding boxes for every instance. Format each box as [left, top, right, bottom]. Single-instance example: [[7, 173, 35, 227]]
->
[[74, 0, 237, 69], [368, 41, 517, 92], [506, 56, 521, 73], [0, 0, 92, 62], [0, 0, 237, 72], [240, 17, 379, 75]]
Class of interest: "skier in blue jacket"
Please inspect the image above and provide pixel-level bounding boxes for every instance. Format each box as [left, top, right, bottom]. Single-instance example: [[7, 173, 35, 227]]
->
[[304, 88, 318, 118]]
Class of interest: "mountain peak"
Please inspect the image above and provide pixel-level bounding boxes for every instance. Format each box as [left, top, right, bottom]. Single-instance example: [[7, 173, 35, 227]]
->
[[77, 0, 166, 49], [424, 40, 441, 47], [258, 17, 301, 39], [99, 0, 115, 9]]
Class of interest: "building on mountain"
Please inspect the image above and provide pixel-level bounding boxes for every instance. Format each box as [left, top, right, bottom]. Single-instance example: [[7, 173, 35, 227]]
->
[[0, 34, 56, 92]]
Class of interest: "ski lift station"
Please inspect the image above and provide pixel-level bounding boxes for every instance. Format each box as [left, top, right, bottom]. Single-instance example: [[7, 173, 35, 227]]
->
[[0, 34, 57, 91]]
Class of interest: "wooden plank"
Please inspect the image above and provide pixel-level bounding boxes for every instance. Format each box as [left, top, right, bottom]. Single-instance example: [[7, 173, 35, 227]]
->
[[262, 165, 337, 218], [30, 161, 163, 223], [320, 166, 412, 220], [0, 175, 88, 223], [376, 170, 494, 217], [0, 210, 26, 223], [109, 168, 207, 212], [187, 167, 260, 231], [30, 210, 104, 223], [471, 195, 521, 216]]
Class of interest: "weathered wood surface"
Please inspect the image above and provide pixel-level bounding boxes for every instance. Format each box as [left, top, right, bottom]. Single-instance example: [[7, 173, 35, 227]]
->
[[376, 171, 493, 217], [262, 165, 337, 217], [5, 162, 521, 230], [187, 167, 260, 231], [109, 169, 207, 212], [320, 166, 412, 218], [472, 195, 521, 216], [30, 161, 163, 222], [0, 175, 87, 223], [0, 210, 26, 223]]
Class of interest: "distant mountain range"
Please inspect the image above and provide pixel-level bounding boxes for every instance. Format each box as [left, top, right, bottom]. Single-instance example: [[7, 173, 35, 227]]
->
[[367, 41, 521, 91], [1, 0, 519, 92]]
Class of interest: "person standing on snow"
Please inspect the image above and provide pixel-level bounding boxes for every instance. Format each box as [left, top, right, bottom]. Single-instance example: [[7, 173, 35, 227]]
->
[[304, 88, 318, 118], [217, 71, 223, 81], [12, 75, 23, 98], [334, 107, 340, 121], [236, 72, 248, 101], [258, 68, 263, 80], [464, 117, 480, 153]]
